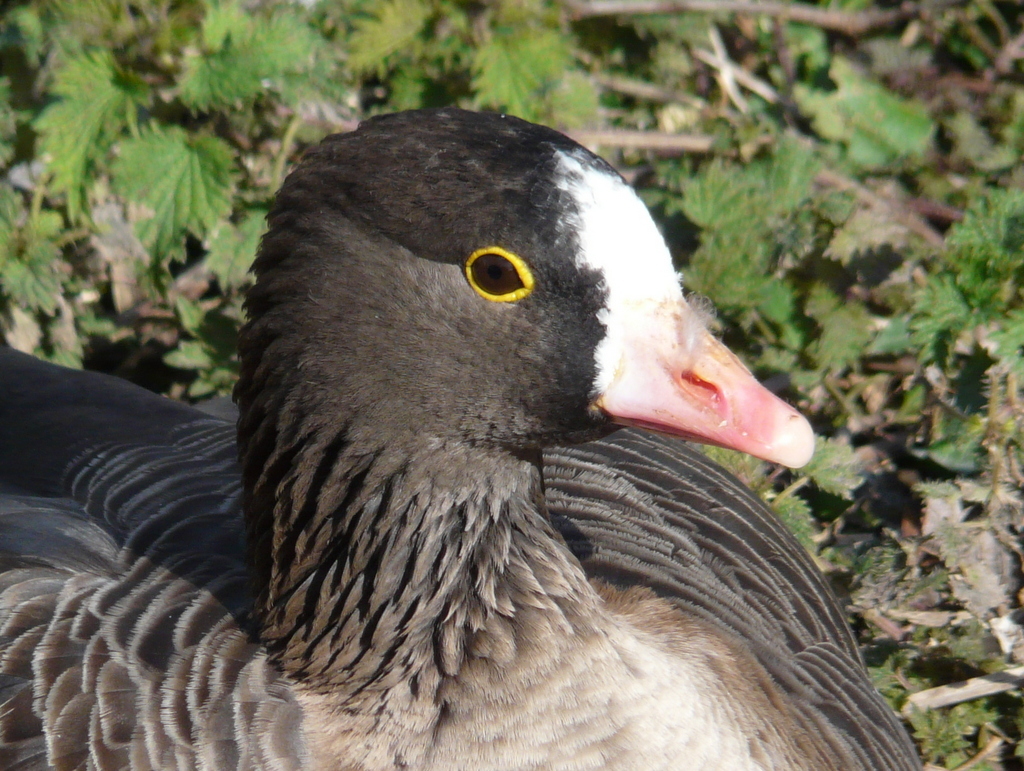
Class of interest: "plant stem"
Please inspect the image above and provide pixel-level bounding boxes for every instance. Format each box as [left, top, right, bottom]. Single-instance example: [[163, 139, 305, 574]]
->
[[568, 129, 715, 153], [270, 114, 304, 193], [29, 171, 49, 227], [566, 0, 943, 37], [773, 475, 810, 505]]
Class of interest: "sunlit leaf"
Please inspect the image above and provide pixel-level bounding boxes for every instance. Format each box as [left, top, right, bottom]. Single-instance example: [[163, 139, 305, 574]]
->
[[205, 209, 266, 289], [112, 128, 236, 258], [34, 49, 147, 218], [180, 2, 319, 110], [347, 0, 430, 77], [471, 29, 571, 119], [794, 57, 933, 169]]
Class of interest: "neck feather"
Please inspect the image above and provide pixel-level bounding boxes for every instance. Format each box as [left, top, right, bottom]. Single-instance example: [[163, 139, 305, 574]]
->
[[241, 414, 598, 699]]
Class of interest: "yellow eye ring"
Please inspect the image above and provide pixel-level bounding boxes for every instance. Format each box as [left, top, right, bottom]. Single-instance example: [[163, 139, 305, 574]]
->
[[464, 246, 535, 302]]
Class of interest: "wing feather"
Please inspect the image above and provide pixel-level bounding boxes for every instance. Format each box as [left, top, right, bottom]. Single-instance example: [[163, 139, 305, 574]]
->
[[0, 351, 302, 771], [545, 430, 918, 769]]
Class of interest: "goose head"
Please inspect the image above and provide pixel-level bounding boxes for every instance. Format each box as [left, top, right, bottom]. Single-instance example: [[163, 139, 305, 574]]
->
[[238, 108, 813, 467]]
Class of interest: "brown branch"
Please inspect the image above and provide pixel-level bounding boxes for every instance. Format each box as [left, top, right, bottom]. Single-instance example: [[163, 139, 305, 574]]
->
[[995, 28, 1024, 74], [814, 168, 945, 248], [903, 666, 1024, 715], [567, 0, 925, 36], [904, 196, 964, 226], [959, 738, 1006, 771], [591, 73, 707, 107], [957, 12, 1001, 62], [922, 737, 1005, 771], [568, 129, 715, 153], [861, 608, 909, 641], [694, 25, 780, 109]]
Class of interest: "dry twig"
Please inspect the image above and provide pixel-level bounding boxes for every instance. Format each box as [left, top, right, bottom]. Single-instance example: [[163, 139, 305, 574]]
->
[[814, 169, 945, 248], [935, 736, 1004, 771], [903, 666, 1024, 715], [995, 28, 1024, 74], [705, 24, 747, 111], [861, 608, 908, 641], [567, 1, 929, 37], [568, 129, 715, 153], [905, 197, 964, 226], [693, 24, 779, 112], [591, 73, 707, 107]]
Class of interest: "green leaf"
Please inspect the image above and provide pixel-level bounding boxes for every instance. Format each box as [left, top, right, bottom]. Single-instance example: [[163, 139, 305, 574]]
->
[[895, 383, 926, 423], [867, 315, 912, 356], [0, 192, 64, 314], [700, 445, 769, 495], [989, 307, 1024, 377], [201, 0, 248, 50], [544, 71, 599, 129], [680, 159, 752, 231], [794, 57, 934, 169], [1, 7, 46, 66], [919, 411, 985, 474], [174, 296, 207, 337], [757, 280, 797, 327], [165, 298, 240, 396], [186, 367, 238, 398], [677, 147, 822, 318], [763, 138, 819, 217], [909, 703, 985, 766], [771, 492, 816, 552], [683, 141, 814, 234], [782, 23, 830, 75], [0, 186, 22, 260], [388, 66, 429, 111], [165, 340, 215, 371], [180, 3, 319, 111], [910, 275, 973, 365], [947, 111, 1018, 173], [347, 0, 430, 77], [805, 284, 873, 372], [686, 228, 772, 312], [863, 38, 931, 77], [471, 29, 572, 119], [205, 209, 266, 289], [803, 437, 863, 499], [913, 480, 960, 500], [34, 49, 148, 218], [180, 46, 264, 111], [1, 258, 61, 314], [826, 207, 910, 265], [0, 79, 18, 168], [942, 188, 1024, 311], [112, 128, 236, 259]]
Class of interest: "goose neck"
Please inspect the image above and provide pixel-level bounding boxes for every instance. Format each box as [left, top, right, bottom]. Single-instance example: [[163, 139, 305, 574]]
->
[[246, 430, 597, 696]]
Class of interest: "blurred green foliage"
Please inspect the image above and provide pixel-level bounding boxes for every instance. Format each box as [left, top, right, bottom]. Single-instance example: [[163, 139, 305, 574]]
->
[[1, 0, 1024, 765]]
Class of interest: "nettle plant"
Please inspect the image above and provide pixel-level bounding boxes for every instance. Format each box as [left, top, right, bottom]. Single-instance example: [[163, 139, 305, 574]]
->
[[0, 0, 340, 383], [0, 0, 597, 391]]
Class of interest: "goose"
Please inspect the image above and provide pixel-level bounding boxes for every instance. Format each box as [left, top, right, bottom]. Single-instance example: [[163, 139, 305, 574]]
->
[[0, 108, 919, 771]]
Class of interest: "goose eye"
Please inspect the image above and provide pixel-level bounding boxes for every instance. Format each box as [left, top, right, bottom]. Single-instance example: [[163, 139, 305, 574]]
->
[[465, 247, 535, 302]]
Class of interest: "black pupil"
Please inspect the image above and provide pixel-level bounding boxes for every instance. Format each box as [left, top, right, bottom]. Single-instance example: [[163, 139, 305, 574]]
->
[[473, 253, 524, 295]]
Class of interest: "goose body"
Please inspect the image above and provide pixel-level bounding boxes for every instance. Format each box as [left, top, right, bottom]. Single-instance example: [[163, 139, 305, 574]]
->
[[0, 109, 919, 770]]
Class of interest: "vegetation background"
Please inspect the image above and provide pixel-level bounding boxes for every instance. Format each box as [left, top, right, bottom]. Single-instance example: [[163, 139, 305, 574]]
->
[[1, 0, 1023, 766]]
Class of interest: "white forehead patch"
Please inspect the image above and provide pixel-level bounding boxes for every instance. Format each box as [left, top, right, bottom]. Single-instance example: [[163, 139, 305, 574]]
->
[[554, 151, 689, 393]]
